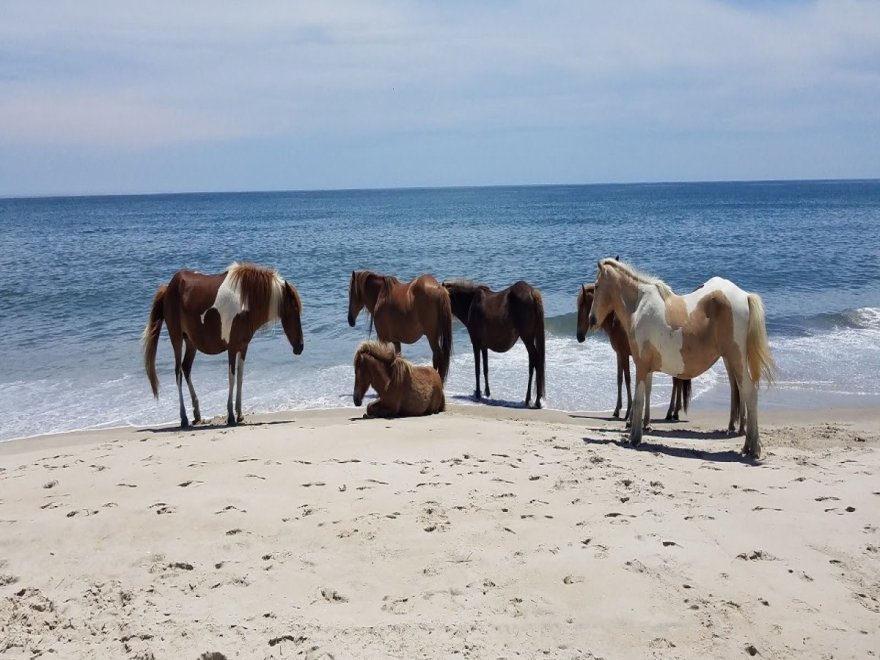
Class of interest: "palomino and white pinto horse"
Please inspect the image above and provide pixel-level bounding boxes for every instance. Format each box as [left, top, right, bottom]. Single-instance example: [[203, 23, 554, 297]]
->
[[577, 283, 691, 421], [348, 271, 453, 382], [143, 262, 304, 427], [586, 258, 774, 458]]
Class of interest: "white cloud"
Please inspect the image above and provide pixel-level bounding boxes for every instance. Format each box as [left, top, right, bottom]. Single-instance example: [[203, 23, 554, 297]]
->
[[0, 0, 878, 190]]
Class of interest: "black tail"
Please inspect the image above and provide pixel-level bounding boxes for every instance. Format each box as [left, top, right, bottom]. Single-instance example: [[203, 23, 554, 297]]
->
[[533, 290, 546, 401]]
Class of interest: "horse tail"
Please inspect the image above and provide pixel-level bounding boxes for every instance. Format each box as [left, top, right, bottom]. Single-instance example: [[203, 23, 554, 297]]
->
[[533, 289, 546, 401], [746, 293, 776, 386], [142, 284, 167, 398], [437, 286, 453, 382], [681, 378, 692, 414]]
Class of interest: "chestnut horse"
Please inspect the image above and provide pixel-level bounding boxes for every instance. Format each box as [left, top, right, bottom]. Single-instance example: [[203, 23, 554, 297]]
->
[[577, 283, 690, 420], [587, 258, 774, 457], [352, 341, 445, 417], [143, 262, 304, 427], [348, 271, 453, 382], [443, 280, 546, 408]]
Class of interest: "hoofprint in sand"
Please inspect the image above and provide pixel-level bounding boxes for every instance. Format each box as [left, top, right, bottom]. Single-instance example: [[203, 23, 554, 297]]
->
[[1, 406, 878, 659]]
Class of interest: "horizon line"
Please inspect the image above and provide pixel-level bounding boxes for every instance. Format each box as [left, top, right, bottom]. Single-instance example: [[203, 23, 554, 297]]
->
[[2, 176, 879, 202]]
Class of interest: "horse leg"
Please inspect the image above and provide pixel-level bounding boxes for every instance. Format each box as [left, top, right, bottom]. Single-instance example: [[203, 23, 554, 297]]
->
[[482, 348, 490, 397], [393, 341, 401, 354], [525, 344, 535, 408], [182, 339, 200, 424], [623, 357, 632, 423], [642, 372, 653, 432], [366, 399, 397, 418], [472, 344, 482, 400], [613, 354, 623, 418], [226, 351, 237, 426], [723, 358, 738, 434], [629, 367, 651, 446], [172, 337, 189, 428], [235, 350, 247, 423], [739, 375, 761, 459], [665, 379, 677, 421]]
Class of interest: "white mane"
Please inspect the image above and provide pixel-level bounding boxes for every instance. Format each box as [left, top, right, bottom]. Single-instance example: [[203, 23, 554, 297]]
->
[[600, 258, 673, 300]]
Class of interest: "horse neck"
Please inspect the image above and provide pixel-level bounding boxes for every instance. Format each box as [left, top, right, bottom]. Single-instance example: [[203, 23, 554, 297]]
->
[[605, 271, 644, 334], [449, 288, 478, 323], [361, 274, 386, 313]]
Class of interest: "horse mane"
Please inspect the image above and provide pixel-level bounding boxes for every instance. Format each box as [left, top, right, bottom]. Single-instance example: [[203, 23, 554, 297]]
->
[[600, 258, 673, 300], [576, 283, 596, 309], [354, 340, 397, 366], [443, 279, 491, 295], [227, 262, 285, 323], [354, 340, 413, 385], [353, 270, 399, 301]]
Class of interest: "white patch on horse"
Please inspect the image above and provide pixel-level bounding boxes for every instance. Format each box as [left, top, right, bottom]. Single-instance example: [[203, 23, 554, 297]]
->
[[201, 270, 244, 343], [632, 282, 685, 376]]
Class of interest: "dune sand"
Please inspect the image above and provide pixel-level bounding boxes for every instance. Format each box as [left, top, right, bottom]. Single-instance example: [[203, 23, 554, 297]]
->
[[1, 404, 878, 659]]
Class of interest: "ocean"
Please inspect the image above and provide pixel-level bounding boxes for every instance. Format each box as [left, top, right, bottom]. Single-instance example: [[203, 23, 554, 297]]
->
[[1, 181, 878, 441]]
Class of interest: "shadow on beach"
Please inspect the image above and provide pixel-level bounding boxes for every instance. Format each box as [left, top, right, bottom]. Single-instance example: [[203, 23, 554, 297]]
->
[[450, 394, 531, 409], [580, 427, 756, 464], [144, 418, 299, 434]]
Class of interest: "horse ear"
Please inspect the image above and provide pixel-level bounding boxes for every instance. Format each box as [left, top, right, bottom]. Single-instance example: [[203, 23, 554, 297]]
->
[[615, 255, 620, 261]]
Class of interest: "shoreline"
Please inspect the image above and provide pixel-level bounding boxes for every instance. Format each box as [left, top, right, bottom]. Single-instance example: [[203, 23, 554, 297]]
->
[[3, 400, 879, 452], [2, 404, 878, 657]]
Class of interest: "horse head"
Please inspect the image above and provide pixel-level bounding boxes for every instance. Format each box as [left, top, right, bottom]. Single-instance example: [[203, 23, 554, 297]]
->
[[588, 260, 615, 330], [280, 281, 304, 354], [348, 271, 363, 327], [576, 283, 595, 342], [352, 341, 395, 406]]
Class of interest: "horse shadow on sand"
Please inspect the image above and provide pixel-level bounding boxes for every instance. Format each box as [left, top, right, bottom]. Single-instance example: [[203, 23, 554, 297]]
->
[[144, 419, 299, 434], [451, 394, 532, 409], [575, 416, 757, 464]]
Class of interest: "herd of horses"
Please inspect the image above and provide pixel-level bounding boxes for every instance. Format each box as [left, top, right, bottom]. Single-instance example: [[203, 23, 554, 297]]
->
[[143, 259, 775, 458]]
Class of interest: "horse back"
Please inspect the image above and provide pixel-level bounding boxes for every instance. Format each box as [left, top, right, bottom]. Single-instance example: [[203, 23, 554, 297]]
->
[[165, 270, 229, 354]]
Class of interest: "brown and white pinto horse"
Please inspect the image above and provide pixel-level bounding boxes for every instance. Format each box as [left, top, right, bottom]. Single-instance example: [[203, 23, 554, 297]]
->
[[143, 262, 304, 427], [587, 259, 774, 458], [348, 271, 453, 382], [443, 279, 546, 408], [577, 283, 691, 421], [352, 341, 445, 417]]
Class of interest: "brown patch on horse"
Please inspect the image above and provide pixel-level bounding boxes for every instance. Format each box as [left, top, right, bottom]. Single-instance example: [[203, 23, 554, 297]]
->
[[227, 263, 283, 330]]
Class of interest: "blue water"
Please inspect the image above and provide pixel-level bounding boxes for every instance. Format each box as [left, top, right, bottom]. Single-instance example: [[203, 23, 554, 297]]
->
[[1, 181, 879, 441]]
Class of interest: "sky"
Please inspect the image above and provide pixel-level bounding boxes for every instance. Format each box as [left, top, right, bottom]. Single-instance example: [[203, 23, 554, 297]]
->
[[1, 0, 879, 197]]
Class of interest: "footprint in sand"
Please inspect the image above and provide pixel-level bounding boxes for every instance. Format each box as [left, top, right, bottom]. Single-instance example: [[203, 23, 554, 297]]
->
[[149, 502, 177, 515], [320, 587, 348, 603], [381, 595, 412, 614]]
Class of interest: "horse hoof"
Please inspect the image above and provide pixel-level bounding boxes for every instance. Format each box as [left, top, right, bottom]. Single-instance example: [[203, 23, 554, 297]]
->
[[236, 415, 244, 423], [535, 400, 543, 410], [484, 389, 491, 398], [612, 410, 620, 419], [180, 419, 190, 429], [474, 390, 482, 400], [227, 417, 237, 427], [192, 416, 201, 425]]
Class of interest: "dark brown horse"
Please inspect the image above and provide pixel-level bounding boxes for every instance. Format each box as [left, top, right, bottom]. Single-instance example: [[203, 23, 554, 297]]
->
[[442, 280, 546, 408], [348, 271, 453, 382], [577, 283, 690, 421], [143, 262, 304, 427]]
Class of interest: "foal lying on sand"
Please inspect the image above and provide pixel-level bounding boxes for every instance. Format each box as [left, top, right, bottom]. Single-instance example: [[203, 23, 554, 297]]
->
[[352, 341, 445, 418]]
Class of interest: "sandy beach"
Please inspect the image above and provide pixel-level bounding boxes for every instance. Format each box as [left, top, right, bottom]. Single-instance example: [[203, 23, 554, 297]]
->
[[1, 404, 878, 659]]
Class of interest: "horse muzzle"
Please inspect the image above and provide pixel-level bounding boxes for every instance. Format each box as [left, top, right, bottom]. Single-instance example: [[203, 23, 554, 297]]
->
[[293, 342, 304, 355], [347, 313, 356, 328], [576, 330, 586, 343], [353, 393, 363, 406]]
